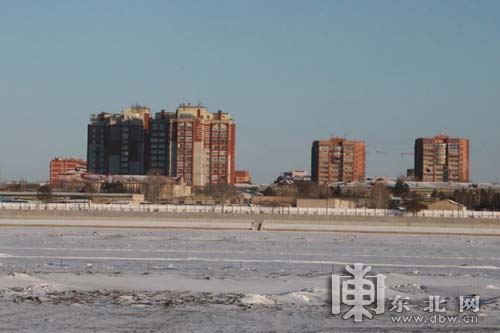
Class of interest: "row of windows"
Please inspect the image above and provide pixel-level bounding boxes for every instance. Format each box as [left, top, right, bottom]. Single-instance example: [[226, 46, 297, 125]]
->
[[211, 164, 227, 170], [177, 131, 193, 137], [177, 149, 193, 155], [211, 132, 228, 138], [151, 144, 167, 149], [150, 137, 167, 143], [212, 124, 228, 130], [211, 170, 227, 175], [212, 151, 227, 156], [150, 150, 167, 155], [150, 156, 167, 161], [151, 124, 167, 131], [211, 157, 227, 162], [177, 123, 193, 129]]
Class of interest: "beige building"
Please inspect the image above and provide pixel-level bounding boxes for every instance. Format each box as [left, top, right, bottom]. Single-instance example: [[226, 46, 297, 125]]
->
[[427, 199, 466, 211], [296, 198, 357, 209]]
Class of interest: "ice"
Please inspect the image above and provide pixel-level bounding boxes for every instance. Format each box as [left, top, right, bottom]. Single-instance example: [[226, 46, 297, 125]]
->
[[0, 225, 500, 331]]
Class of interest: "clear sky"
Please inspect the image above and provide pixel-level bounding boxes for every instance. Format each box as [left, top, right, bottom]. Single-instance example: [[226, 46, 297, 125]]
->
[[1, 0, 499, 183]]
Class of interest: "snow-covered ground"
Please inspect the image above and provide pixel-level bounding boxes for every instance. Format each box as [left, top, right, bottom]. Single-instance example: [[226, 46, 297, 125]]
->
[[0, 224, 499, 332]]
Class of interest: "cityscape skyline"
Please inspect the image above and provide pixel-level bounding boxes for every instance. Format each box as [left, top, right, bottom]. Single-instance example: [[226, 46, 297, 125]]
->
[[1, 1, 499, 183], [0, 98, 486, 184], [0, 100, 488, 184]]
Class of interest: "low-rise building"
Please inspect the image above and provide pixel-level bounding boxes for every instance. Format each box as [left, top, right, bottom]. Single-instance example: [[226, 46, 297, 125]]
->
[[275, 170, 311, 185], [234, 170, 251, 184], [57, 173, 191, 200], [50, 157, 87, 188], [296, 198, 357, 209], [426, 199, 466, 211], [0, 191, 144, 204]]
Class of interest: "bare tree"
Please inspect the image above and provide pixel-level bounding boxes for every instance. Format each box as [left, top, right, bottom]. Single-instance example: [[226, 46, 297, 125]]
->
[[403, 193, 427, 216], [37, 185, 53, 203], [296, 181, 320, 198], [81, 181, 97, 194], [370, 182, 391, 209], [144, 171, 164, 203], [206, 183, 237, 207]]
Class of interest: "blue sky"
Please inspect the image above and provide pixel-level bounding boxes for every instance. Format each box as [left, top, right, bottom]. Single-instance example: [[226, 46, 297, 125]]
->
[[1, 0, 499, 183]]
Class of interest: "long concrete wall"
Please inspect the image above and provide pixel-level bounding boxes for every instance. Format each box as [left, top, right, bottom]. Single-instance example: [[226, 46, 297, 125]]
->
[[1, 209, 500, 228]]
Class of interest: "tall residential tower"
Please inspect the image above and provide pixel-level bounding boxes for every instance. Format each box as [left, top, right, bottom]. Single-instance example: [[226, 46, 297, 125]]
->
[[87, 106, 150, 175], [414, 134, 469, 182], [311, 137, 366, 184], [169, 104, 235, 187]]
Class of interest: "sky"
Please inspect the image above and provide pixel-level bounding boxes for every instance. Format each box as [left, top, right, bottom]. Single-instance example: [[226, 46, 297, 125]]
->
[[0, 0, 499, 184]]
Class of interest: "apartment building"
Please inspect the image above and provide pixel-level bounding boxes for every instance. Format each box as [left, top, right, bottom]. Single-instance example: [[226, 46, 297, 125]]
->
[[311, 137, 366, 184], [169, 104, 236, 187], [86, 104, 236, 186], [49, 157, 87, 188], [87, 106, 150, 175], [148, 110, 175, 175], [414, 134, 470, 182]]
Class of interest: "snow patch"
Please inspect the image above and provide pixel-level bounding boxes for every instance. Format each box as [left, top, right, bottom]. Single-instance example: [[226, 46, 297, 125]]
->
[[241, 288, 326, 306], [485, 285, 500, 290]]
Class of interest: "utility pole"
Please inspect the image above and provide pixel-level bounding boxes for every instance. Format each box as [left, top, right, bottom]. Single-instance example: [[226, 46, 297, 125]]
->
[[326, 184, 329, 216]]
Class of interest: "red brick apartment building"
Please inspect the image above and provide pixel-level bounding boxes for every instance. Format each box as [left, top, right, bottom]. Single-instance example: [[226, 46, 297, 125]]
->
[[414, 134, 469, 182], [169, 105, 236, 187], [50, 157, 87, 188], [311, 137, 366, 184]]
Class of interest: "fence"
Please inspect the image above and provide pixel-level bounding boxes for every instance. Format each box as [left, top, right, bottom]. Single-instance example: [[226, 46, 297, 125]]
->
[[1, 202, 500, 219]]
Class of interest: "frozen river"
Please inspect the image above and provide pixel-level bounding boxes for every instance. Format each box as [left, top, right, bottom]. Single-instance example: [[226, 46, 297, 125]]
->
[[0, 222, 499, 331]]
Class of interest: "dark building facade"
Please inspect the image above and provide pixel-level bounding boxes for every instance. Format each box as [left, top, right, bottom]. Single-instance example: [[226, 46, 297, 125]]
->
[[148, 110, 175, 175], [87, 107, 150, 175]]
